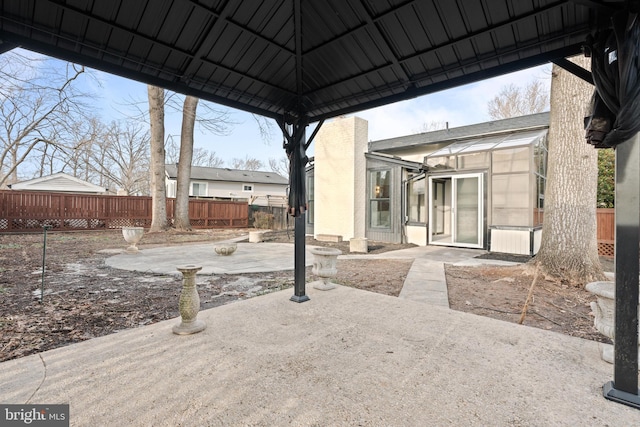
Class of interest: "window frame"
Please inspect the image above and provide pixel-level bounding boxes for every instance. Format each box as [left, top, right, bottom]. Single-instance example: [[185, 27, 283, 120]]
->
[[368, 168, 392, 229], [405, 173, 426, 225], [190, 181, 208, 197]]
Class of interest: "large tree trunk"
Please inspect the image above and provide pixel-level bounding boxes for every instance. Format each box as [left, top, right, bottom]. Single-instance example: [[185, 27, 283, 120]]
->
[[174, 96, 199, 231], [147, 85, 168, 232], [534, 56, 605, 285]]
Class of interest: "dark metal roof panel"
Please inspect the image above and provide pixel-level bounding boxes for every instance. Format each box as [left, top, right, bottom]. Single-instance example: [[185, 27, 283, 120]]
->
[[0, 0, 609, 122]]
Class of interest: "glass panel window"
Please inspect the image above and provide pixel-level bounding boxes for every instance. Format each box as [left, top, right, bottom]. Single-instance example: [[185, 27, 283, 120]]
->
[[492, 174, 530, 226], [425, 155, 456, 170], [370, 200, 391, 228], [492, 147, 530, 173], [407, 176, 425, 223], [166, 180, 176, 198], [369, 170, 391, 228], [242, 184, 253, 192], [455, 176, 479, 244], [458, 152, 489, 169], [370, 170, 390, 198], [307, 176, 314, 225], [191, 182, 207, 196]]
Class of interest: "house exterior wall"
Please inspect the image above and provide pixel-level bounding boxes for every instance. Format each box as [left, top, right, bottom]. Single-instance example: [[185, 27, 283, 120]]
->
[[311, 114, 548, 253], [406, 224, 427, 245], [314, 116, 368, 241], [203, 181, 286, 200], [165, 178, 287, 204], [11, 174, 106, 194]]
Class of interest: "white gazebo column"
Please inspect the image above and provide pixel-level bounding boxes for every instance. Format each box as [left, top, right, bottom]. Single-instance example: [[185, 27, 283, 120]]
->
[[314, 116, 368, 251]]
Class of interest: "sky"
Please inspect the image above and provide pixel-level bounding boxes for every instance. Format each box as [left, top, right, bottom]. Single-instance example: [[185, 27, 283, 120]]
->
[[34, 48, 553, 168]]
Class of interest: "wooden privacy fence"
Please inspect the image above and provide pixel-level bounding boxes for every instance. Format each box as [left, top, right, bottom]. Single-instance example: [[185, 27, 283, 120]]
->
[[536, 208, 615, 257], [596, 208, 614, 258], [0, 190, 248, 232]]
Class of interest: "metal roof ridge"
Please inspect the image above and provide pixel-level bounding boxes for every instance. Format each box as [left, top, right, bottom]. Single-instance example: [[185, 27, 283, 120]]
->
[[369, 112, 550, 150]]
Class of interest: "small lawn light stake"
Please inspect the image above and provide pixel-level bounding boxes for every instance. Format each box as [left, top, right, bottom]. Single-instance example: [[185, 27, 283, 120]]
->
[[173, 264, 206, 335], [40, 225, 52, 304]]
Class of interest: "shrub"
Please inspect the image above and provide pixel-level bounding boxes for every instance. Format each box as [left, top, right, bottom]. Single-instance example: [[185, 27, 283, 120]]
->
[[253, 211, 274, 229]]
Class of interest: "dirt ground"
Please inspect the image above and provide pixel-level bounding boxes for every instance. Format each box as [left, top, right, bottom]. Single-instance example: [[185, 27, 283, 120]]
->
[[0, 228, 609, 362]]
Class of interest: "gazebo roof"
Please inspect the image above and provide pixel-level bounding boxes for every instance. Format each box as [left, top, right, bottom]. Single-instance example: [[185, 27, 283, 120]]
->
[[0, 1, 612, 122]]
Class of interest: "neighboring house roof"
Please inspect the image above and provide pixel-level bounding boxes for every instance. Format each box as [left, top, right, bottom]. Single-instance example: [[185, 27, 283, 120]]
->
[[165, 165, 288, 186], [8, 172, 107, 194], [369, 112, 550, 153]]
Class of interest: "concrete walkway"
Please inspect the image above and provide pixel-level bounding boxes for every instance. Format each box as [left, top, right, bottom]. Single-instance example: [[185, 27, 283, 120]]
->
[[342, 245, 517, 307]]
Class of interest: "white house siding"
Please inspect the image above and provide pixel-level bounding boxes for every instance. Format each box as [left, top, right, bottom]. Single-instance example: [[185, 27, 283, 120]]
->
[[406, 224, 427, 245], [199, 181, 286, 201], [10, 173, 106, 194]]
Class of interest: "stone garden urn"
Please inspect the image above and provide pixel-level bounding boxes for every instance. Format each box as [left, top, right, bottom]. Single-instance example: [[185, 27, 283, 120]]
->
[[173, 265, 206, 335], [122, 226, 144, 253], [586, 280, 640, 366], [310, 247, 342, 291], [214, 242, 237, 256]]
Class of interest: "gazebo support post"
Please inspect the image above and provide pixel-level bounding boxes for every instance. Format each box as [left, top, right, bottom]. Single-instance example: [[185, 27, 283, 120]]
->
[[278, 116, 323, 303], [604, 133, 640, 408], [291, 213, 308, 302]]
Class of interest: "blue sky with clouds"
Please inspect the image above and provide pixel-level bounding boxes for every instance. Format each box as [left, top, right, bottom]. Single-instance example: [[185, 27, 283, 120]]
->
[[37, 48, 552, 167]]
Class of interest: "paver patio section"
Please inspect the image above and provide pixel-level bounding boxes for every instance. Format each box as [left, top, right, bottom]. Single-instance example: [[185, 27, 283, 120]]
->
[[105, 241, 318, 275]]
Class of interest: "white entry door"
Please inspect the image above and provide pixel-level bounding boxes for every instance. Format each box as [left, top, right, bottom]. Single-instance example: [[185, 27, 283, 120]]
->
[[429, 173, 483, 248]]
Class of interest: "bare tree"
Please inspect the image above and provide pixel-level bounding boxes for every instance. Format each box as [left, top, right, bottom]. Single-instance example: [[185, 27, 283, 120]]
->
[[147, 85, 168, 232], [533, 57, 605, 285], [0, 51, 95, 186], [174, 96, 198, 231], [166, 135, 224, 168], [251, 114, 276, 143], [268, 156, 289, 178], [412, 120, 446, 134], [164, 135, 181, 165], [231, 155, 263, 171], [89, 121, 150, 195], [192, 148, 225, 168], [487, 81, 549, 120], [61, 118, 104, 183]]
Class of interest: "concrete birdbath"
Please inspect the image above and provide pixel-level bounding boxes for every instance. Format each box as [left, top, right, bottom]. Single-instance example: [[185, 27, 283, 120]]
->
[[173, 264, 206, 335]]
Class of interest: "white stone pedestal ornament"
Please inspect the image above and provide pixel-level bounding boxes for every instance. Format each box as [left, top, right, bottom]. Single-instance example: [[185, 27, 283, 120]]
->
[[122, 226, 144, 253], [350, 237, 368, 253], [310, 247, 342, 291], [249, 230, 265, 243], [586, 280, 640, 366], [173, 265, 206, 335]]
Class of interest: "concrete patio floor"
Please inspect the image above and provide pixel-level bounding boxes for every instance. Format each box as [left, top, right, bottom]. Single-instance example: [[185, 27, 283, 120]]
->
[[1, 284, 639, 426]]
